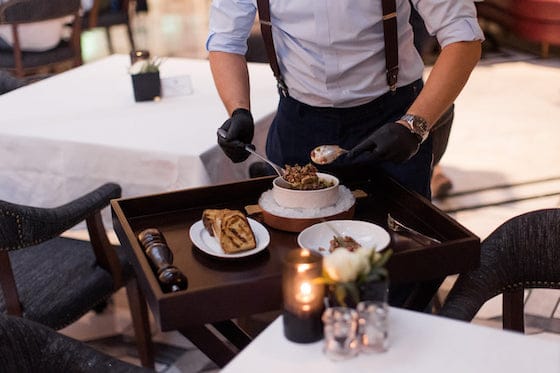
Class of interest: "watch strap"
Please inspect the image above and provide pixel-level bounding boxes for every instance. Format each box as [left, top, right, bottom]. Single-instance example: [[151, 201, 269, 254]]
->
[[398, 114, 430, 143]]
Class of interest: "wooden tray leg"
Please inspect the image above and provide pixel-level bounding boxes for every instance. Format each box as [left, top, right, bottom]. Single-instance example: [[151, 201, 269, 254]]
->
[[178, 325, 240, 368], [212, 320, 253, 350]]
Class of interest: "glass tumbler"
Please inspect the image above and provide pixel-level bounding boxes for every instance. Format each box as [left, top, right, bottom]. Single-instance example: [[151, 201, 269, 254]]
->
[[321, 307, 359, 360], [356, 301, 389, 353]]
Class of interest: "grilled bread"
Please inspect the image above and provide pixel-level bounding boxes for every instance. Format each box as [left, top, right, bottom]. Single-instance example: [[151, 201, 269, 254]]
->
[[202, 209, 224, 237], [202, 209, 257, 253]]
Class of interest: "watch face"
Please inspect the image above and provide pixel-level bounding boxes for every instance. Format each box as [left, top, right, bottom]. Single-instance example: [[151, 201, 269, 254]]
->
[[401, 114, 429, 142]]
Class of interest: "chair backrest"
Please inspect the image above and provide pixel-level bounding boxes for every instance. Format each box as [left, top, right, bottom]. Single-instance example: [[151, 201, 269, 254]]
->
[[82, 0, 134, 53], [439, 208, 560, 332], [0, 0, 82, 77], [0, 0, 80, 23]]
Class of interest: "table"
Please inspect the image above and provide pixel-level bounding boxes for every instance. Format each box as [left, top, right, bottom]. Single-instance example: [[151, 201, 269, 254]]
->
[[0, 54, 278, 207], [112, 173, 480, 367], [222, 308, 560, 372]]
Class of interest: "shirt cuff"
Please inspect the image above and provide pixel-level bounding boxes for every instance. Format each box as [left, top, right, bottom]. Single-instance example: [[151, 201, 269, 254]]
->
[[436, 18, 485, 48]]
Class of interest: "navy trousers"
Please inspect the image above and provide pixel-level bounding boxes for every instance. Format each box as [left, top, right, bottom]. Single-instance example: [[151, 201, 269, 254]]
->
[[266, 79, 433, 199]]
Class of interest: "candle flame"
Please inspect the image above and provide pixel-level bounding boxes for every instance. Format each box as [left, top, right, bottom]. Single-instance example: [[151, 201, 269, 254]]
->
[[295, 280, 314, 305], [297, 263, 311, 273], [300, 282, 312, 296]]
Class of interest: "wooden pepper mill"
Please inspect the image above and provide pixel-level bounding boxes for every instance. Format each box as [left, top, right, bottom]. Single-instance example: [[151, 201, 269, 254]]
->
[[137, 228, 188, 293]]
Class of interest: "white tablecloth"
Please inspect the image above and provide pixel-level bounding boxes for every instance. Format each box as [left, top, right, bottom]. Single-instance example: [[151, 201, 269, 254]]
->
[[222, 309, 560, 373], [0, 55, 278, 208]]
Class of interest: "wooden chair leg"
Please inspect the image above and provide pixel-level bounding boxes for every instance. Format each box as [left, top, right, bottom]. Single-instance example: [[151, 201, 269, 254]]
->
[[125, 277, 155, 368], [503, 288, 525, 333], [540, 42, 550, 59], [126, 23, 136, 51], [0, 251, 22, 315], [105, 27, 114, 54]]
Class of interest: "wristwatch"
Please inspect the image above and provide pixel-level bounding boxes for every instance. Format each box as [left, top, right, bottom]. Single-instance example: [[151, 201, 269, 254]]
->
[[397, 114, 430, 143]]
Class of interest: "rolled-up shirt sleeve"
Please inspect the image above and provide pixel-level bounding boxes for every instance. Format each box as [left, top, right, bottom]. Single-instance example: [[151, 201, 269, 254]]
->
[[206, 0, 257, 55], [413, 0, 485, 48]]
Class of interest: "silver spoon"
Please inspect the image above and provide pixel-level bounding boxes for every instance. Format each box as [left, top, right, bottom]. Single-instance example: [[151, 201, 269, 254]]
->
[[217, 128, 285, 177], [243, 145, 285, 177], [310, 145, 349, 165]]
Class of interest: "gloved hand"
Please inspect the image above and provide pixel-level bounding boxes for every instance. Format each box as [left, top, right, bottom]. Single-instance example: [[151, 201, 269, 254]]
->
[[347, 122, 421, 163], [217, 108, 255, 163]]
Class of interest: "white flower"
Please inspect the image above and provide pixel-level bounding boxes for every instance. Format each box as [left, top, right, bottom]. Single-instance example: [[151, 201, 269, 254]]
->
[[324, 248, 367, 282], [354, 246, 373, 274]]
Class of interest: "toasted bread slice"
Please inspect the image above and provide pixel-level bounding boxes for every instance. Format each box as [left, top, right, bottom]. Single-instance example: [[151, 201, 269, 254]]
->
[[213, 210, 257, 254], [202, 209, 224, 237]]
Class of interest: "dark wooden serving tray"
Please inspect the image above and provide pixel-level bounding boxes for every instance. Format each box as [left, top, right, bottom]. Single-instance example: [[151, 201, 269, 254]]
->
[[112, 174, 480, 332]]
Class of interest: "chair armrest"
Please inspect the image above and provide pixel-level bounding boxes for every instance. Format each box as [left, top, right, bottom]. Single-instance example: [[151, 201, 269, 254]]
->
[[0, 183, 121, 251]]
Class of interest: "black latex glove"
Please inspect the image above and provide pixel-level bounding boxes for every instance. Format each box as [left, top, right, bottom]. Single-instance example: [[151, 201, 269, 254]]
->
[[217, 108, 255, 163], [347, 122, 421, 164]]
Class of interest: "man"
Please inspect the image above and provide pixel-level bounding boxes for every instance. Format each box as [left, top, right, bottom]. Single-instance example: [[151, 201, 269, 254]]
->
[[207, 0, 482, 200], [207, 0, 483, 308]]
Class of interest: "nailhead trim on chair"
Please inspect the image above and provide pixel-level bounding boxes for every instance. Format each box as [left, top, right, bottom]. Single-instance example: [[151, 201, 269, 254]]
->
[[0, 210, 27, 251], [502, 281, 560, 293]]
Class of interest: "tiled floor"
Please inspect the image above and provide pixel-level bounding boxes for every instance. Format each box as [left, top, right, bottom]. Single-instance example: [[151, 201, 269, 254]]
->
[[58, 0, 560, 371]]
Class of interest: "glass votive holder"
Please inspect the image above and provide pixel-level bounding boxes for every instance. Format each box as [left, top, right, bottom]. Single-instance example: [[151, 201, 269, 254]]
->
[[356, 301, 389, 353], [282, 249, 325, 343], [322, 307, 359, 361], [130, 50, 151, 64]]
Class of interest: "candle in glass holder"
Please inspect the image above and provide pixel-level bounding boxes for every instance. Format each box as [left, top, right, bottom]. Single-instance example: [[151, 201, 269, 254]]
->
[[130, 50, 150, 64], [282, 248, 325, 343]]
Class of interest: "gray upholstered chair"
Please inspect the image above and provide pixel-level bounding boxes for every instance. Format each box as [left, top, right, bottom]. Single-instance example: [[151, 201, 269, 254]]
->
[[0, 0, 83, 77], [0, 313, 153, 372], [0, 183, 154, 367], [439, 208, 560, 333]]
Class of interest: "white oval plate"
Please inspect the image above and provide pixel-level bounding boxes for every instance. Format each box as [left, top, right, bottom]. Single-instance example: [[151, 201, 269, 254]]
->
[[297, 220, 391, 255], [189, 218, 270, 259]]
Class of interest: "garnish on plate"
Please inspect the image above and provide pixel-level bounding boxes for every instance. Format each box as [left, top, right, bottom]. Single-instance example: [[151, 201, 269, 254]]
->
[[319, 234, 361, 253]]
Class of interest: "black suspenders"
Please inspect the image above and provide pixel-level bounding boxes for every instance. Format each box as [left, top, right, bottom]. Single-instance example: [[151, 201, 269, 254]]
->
[[256, 0, 289, 96], [255, 0, 400, 97], [381, 0, 399, 91]]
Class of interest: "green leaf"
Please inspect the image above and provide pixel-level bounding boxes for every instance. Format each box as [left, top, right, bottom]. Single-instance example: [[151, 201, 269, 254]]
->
[[373, 248, 393, 268], [343, 282, 360, 305], [334, 284, 348, 307]]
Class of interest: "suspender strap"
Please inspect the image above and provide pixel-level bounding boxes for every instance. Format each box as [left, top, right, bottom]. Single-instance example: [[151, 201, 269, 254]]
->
[[381, 0, 399, 91], [255, 0, 399, 95], [256, 0, 289, 96]]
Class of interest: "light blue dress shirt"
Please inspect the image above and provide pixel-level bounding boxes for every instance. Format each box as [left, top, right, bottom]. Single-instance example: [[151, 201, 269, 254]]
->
[[207, 0, 484, 108]]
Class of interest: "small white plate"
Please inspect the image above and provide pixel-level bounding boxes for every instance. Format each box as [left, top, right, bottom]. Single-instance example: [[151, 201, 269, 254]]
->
[[297, 220, 391, 255], [189, 218, 270, 259]]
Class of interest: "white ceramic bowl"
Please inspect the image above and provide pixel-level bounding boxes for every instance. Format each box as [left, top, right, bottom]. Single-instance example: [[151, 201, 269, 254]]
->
[[297, 220, 391, 255], [272, 172, 340, 209]]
